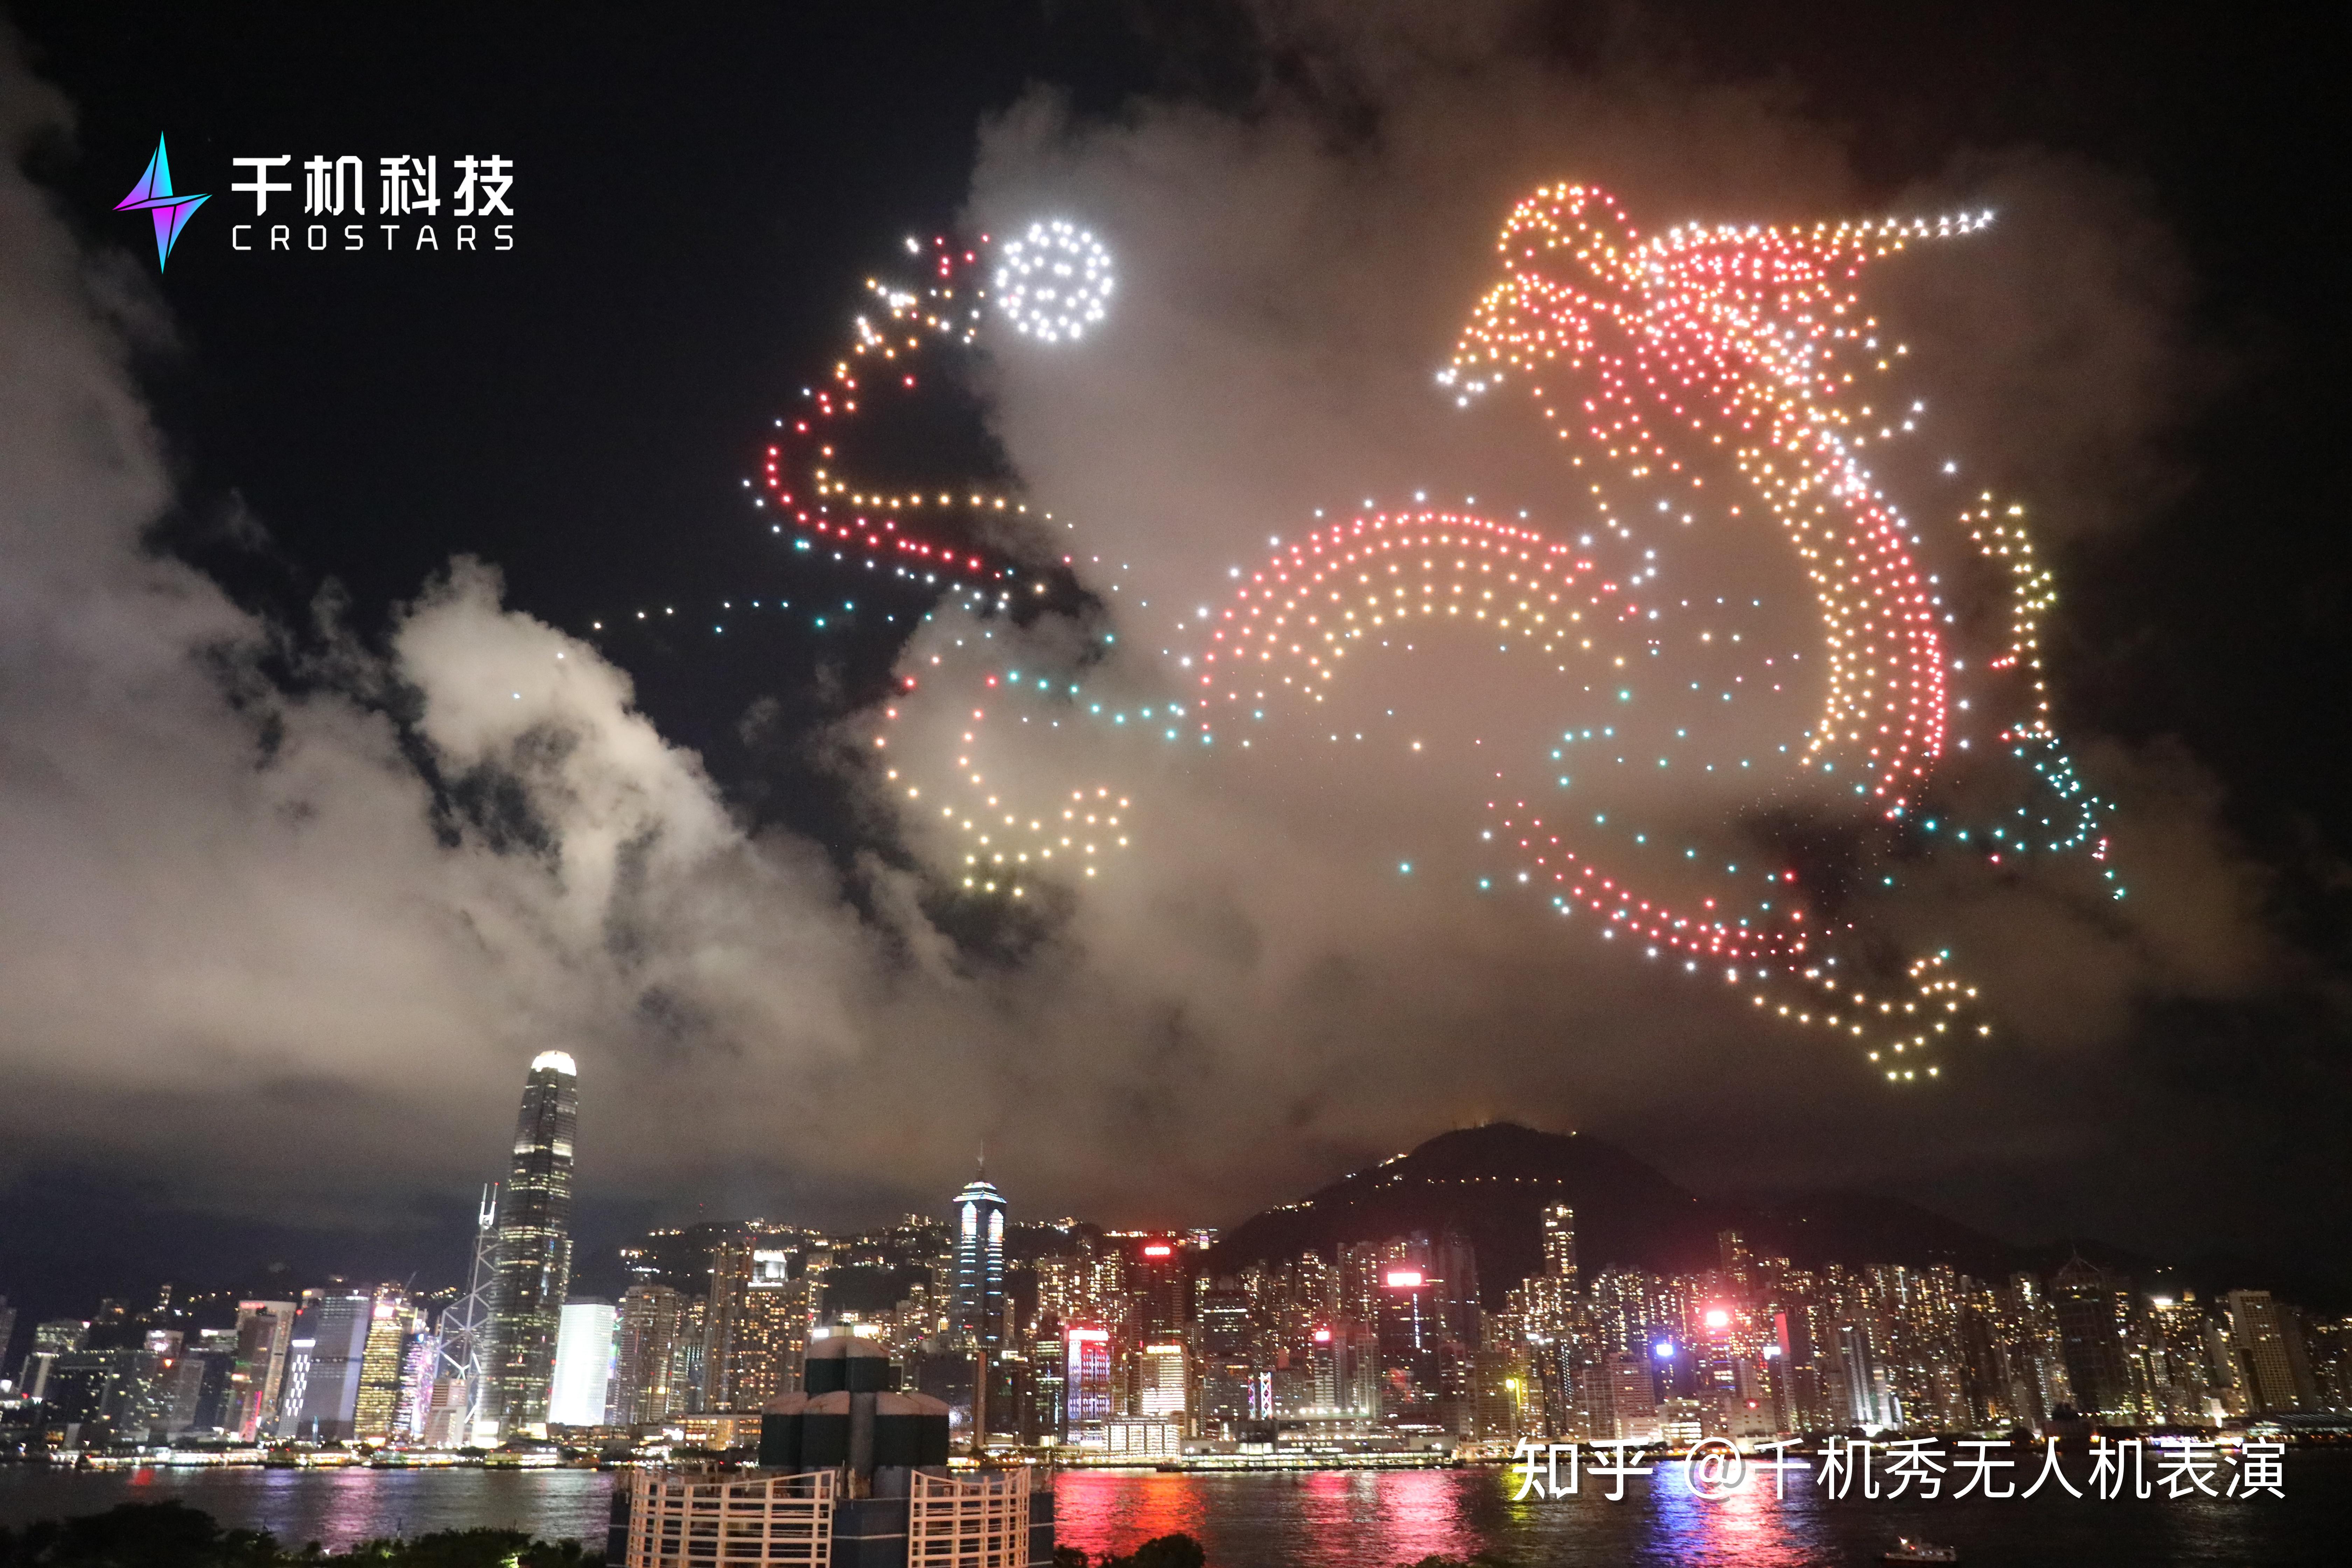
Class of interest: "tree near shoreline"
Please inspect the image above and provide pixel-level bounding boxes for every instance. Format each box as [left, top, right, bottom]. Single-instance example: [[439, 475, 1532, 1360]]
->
[[0, 1502, 602, 1568]]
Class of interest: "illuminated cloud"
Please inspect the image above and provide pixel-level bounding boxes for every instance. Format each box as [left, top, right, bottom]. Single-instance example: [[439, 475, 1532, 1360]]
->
[[0, 11, 2286, 1256]]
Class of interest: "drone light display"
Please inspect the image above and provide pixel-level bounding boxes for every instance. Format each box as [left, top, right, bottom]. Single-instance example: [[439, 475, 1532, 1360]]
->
[[710, 186, 2116, 1080], [993, 218, 1115, 344]]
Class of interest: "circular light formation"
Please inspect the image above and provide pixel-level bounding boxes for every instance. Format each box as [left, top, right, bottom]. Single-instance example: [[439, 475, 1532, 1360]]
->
[[992, 219, 1114, 344]]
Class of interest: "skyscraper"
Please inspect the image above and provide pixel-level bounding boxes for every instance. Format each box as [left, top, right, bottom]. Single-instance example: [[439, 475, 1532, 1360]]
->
[[699, 1236, 813, 1411], [20, 1318, 88, 1404], [273, 1289, 374, 1441], [610, 1284, 687, 1426], [548, 1300, 618, 1427], [479, 1050, 579, 1440], [1541, 1204, 1578, 1294], [227, 1301, 295, 1441], [1062, 1327, 1112, 1447], [424, 1183, 499, 1448], [2227, 1290, 2306, 1414], [1138, 1343, 1189, 1423], [2051, 1255, 2134, 1421], [1132, 1239, 1187, 1343], [353, 1289, 423, 1441], [950, 1177, 1007, 1351]]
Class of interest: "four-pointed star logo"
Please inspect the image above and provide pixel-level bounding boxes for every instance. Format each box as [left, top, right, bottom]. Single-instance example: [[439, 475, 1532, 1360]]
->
[[116, 135, 209, 271]]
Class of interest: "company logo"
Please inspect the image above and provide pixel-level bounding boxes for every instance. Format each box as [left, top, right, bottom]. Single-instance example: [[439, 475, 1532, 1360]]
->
[[227, 151, 516, 254], [115, 136, 209, 271]]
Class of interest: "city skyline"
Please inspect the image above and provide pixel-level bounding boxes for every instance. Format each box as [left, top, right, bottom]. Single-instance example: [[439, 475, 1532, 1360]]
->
[[1, 1081, 2338, 1381], [5, 1065, 2344, 1462], [8, 1146, 2343, 1461]]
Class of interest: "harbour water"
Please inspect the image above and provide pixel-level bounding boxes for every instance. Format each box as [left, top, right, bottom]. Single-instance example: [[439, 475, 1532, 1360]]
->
[[0, 1456, 2338, 1564]]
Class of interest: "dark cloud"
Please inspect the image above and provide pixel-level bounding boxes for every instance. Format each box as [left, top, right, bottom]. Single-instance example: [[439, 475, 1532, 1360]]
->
[[0, 5, 2340, 1297]]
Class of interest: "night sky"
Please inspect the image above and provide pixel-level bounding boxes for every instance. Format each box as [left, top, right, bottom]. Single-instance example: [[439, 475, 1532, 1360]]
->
[[1, 1, 2345, 1342]]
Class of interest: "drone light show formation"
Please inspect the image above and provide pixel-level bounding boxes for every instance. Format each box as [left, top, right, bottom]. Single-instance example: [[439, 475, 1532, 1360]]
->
[[723, 184, 2118, 1083]]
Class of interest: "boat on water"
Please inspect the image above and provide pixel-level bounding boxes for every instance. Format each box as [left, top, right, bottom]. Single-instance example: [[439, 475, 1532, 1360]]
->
[[1882, 1541, 1958, 1565]]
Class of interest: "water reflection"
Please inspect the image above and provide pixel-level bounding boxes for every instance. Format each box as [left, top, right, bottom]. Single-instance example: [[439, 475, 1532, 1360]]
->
[[0, 1467, 613, 1551], [0, 1458, 2332, 1565], [1052, 1457, 2334, 1568], [1647, 1460, 1814, 1568]]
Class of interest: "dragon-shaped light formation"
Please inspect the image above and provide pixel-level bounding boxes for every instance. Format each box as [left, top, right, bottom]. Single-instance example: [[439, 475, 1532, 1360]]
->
[[668, 185, 2117, 1082]]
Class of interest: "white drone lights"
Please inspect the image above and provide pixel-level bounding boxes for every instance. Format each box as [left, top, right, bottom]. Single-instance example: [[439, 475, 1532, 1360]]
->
[[992, 219, 1114, 344]]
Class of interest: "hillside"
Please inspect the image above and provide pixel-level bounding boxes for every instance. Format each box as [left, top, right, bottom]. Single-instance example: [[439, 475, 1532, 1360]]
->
[[1208, 1122, 2043, 1304]]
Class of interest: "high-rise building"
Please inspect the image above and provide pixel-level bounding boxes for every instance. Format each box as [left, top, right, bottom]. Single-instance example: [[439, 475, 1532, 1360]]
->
[[20, 1318, 89, 1404], [227, 1302, 296, 1441], [1305, 1322, 1380, 1418], [480, 1050, 579, 1440], [396, 1330, 440, 1441], [743, 1256, 816, 1407], [0, 1298, 14, 1387], [1541, 1204, 1578, 1295], [274, 1290, 374, 1441], [42, 1349, 141, 1443], [1196, 1276, 1252, 1360], [2227, 1290, 2305, 1415], [611, 1284, 687, 1427], [354, 1290, 423, 1441], [549, 1300, 618, 1427], [703, 1238, 815, 1411], [1831, 1318, 1895, 1428], [702, 1234, 758, 1412], [1138, 1343, 1188, 1425], [424, 1184, 500, 1448], [1131, 1239, 1187, 1344], [2050, 1256, 2134, 1421], [1595, 1350, 1660, 1441], [672, 1296, 710, 1414], [1062, 1327, 1112, 1447], [950, 1178, 1007, 1351], [1030, 1331, 1070, 1442]]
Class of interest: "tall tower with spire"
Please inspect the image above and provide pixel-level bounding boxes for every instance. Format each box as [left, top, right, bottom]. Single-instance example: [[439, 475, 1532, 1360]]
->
[[948, 1170, 1006, 1351], [478, 1050, 578, 1439]]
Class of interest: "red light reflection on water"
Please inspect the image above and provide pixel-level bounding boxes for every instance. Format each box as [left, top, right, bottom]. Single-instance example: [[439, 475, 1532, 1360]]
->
[[1647, 1460, 1815, 1568], [1054, 1470, 1483, 1567], [1326, 1470, 1474, 1564], [1053, 1473, 1210, 1556]]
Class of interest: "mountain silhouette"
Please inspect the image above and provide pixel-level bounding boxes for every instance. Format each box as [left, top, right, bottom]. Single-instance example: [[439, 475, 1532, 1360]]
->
[[1210, 1121, 2061, 1304]]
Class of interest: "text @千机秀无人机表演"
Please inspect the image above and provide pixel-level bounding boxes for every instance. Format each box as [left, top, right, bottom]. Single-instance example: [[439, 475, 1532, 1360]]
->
[[1510, 1436, 2287, 1503]]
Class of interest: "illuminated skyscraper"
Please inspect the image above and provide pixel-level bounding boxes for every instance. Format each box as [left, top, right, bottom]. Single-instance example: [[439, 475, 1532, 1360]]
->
[[353, 1289, 422, 1440], [22, 1319, 88, 1405], [2227, 1290, 2307, 1415], [1138, 1343, 1188, 1423], [1132, 1239, 1188, 1342], [273, 1289, 373, 1441], [704, 1242, 814, 1411], [1062, 1327, 1111, 1446], [610, 1284, 687, 1426], [227, 1302, 295, 1441], [548, 1300, 618, 1427], [1306, 1323, 1380, 1418], [424, 1185, 499, 1447], [2050, 1255, 2133, 1421], [949, 1177, 1007, 1351], [479, 1050, 578, 1440], [1541, 1204, 1578, 1294]]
